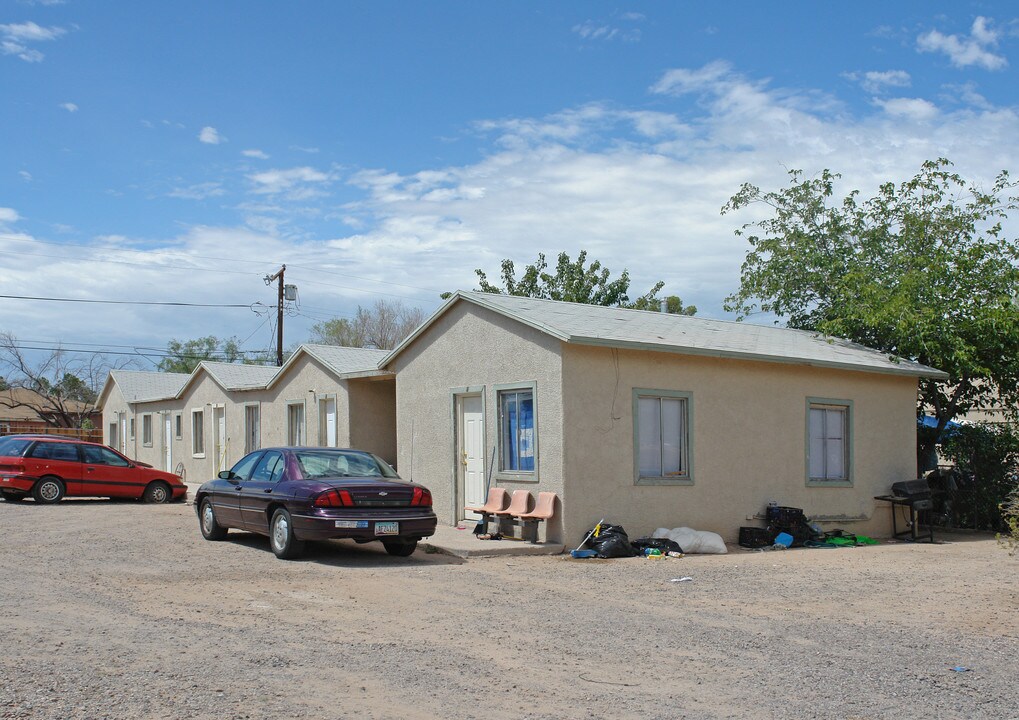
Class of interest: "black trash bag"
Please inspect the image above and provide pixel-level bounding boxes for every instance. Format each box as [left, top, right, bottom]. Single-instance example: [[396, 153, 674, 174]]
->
[[631, 537, 683, 555], [584, 523, 637, 558]]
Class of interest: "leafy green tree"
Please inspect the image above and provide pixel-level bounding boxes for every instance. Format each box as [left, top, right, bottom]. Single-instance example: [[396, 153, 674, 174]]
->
[[157, 336, 245, 374], [454, 250, 667, 309], [308, 300, 426, 350], [723, 158, 1019, 464]]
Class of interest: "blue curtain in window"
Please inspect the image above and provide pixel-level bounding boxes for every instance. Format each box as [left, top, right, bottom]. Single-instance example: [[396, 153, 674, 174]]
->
[[503, 391, 534, 471]]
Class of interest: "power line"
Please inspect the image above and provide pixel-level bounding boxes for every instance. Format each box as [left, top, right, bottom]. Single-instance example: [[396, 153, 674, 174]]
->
[[0, 294, 261, 308]]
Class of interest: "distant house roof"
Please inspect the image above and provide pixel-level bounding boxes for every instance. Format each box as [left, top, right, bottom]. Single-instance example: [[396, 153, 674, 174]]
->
[[103, 370, 191, 405], [382, 291, 949, 380], [0, 387, 96, 422]]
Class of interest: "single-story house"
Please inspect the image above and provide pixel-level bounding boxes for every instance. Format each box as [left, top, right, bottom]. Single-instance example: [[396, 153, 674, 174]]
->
[[99, 345, 393, 486], [0, 387, 101, 437], [381, 292, 948, 545]]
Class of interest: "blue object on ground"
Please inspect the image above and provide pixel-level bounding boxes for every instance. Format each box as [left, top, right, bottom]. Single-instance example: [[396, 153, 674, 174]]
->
[[570, 549, 597, 559], [774, 532, 794, 547]]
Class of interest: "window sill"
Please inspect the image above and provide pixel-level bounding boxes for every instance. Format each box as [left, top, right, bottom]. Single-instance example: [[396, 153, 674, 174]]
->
[[635, 476, 694, 486], [192, 453, 206, 459], [495, 472, 538, 484], [806, 479, 853, 488]]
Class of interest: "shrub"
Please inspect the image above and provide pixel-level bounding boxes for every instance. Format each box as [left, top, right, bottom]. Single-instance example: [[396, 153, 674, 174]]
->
[[938, 423, 1019, 533]]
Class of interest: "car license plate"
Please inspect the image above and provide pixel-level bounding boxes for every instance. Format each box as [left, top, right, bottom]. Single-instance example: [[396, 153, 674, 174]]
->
[[335, 520, 369, 529], [375, 521, 399, 535]]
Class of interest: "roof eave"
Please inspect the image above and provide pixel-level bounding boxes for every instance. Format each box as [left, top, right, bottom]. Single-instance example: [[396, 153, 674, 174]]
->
[[567, 336, 950, 380]]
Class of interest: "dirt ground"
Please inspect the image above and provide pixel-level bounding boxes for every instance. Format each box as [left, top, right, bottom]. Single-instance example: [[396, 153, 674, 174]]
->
[[0, 499, 1016, 720]]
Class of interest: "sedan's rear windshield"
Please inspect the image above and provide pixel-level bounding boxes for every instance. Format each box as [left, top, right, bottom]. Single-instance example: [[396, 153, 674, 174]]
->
[[0, 438, 33, 457], [294, 450, 399, 479]]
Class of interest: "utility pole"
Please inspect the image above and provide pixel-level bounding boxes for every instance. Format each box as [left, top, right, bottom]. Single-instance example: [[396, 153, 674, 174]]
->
[[264, 265, 286, 366]]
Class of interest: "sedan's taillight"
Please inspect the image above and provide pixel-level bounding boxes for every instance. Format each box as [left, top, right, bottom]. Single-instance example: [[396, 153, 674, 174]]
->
[[410, 487, 432, 507], [314, 489, 354, 507]]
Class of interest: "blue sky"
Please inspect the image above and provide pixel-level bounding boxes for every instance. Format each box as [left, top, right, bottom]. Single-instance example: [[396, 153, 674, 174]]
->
[[2, 1, 1018, 367]]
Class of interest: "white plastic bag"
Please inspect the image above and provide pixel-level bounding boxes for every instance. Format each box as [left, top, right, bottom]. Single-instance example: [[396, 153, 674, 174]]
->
[[652, 526, 728, 554]]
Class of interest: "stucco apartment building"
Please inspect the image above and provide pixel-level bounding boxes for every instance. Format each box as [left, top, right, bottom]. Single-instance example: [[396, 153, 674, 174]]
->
[[101, 293, 945, 545], [99, 345, 392, 486]]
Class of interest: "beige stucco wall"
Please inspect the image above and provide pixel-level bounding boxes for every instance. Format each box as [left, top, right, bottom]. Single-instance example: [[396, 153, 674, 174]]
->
[[100, 357, 397, 489], [390, 303, 565, 540], [348, 378, 397, 465], [561, 344, 920, 543]]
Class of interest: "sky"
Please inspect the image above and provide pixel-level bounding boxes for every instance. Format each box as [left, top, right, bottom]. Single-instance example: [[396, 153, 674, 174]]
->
[[2, 0, 1018, 369]]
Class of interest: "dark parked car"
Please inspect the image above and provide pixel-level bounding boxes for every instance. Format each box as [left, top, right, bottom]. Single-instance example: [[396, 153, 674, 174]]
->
[[194, 447, 437, 560], [0, 436, 187, 504]]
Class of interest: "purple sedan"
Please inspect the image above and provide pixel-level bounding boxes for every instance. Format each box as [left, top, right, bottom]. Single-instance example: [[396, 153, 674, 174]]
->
[[195, 447, 437, 560]]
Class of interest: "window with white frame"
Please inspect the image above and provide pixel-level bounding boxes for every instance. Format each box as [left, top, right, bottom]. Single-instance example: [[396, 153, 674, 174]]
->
[[174, 413, 183, 440], [142, 414, 153, 446], [191, 409, 205, 456], [808, 400, 851, 483], [497, 385, 536, 474], [287, 402, 305, 446], [634, 389, 692, 484], [129, 417, 135, 440]]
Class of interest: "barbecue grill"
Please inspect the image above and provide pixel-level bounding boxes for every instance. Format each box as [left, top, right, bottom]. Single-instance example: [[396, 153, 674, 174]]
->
[[874, 479, 934, 543]]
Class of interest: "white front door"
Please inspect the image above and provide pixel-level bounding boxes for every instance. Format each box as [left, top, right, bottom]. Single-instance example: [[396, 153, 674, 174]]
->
[[163, 414, 172, 471], [213, 407, 226, 471], [320, 398, 337, 447], [459, 395, 485, 520], [119, 415, 126, 453]]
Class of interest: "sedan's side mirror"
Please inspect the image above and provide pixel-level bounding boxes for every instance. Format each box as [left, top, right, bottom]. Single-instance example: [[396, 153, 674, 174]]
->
[[218, 470, 236, 481]]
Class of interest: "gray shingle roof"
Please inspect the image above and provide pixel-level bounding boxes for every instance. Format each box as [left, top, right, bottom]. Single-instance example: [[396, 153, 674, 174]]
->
[[109, 370, 190, 403], [199, 362, 280, 390], [384, 291, 948, 380], [301, 344, 390, 377]]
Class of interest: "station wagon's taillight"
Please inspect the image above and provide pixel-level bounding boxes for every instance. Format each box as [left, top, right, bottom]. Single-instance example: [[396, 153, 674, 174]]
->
[[410, 487, 432, 507], [314, 489, 354, 508]]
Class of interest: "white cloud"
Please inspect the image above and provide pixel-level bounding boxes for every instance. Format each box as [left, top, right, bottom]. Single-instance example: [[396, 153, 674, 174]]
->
[[59, 102, 78, 112], [917, 16, 1008, 70], [242, 149, 269, 159], [843, 70, 911, 94], [0, 207, 20, 224], [0, 21, 65, 62], [168, 182, 226, 200], [874, 97, 939, 121], [572, 19, 640, 42], [248, 166, 331, 198], [198, 126, 223, 144], [18, 170, 32, 182], [650, 60, 736, 96]]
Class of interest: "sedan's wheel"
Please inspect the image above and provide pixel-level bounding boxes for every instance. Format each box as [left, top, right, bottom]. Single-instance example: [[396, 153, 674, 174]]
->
[[382, 539, 418, 557], [143, 481, 171, 504], [2, 490, 25, 502], [199, 499, 228, 541], [269, 508, 305, 560], [32, 477, 64, 504]]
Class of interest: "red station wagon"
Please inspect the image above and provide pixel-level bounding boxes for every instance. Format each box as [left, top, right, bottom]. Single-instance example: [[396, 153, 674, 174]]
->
[[0, 436, 187, 504]]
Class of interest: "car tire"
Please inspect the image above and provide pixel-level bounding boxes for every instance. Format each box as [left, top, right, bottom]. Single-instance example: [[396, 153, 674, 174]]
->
[[2, 490, 24, 502], [143, 481, 171, 504], [269, 508, 305, 560], [382, 539, 418, 557], [32, 476, 64, 504], [199, 498, 228, 541]]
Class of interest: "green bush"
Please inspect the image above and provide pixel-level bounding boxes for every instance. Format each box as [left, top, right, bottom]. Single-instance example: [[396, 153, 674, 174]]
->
[[938, 423, 1019, 533]]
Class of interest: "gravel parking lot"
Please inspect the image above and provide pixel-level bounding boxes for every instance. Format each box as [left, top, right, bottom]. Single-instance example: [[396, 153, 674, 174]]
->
[[1, 499, 1016, 720]]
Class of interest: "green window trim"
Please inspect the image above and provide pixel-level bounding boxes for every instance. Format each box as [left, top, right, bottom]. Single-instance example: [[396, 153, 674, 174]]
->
[[493, 381, 539, 482], [632, 388, 694, 486], [805, 397, 854, 487]]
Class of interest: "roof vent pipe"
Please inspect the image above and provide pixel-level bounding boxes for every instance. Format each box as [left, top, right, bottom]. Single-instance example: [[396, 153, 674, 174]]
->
[[660, 298, 667, 313]]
